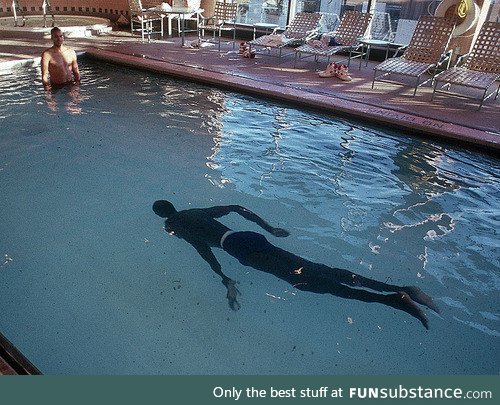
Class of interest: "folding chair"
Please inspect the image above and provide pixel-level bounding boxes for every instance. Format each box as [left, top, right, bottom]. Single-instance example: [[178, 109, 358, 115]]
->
[[198, 1, 239, 52], [128, 0, 164, 42]]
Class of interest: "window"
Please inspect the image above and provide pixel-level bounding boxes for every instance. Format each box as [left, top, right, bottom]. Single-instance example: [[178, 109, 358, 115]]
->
[[235, 0, 498, 33], [236, 0, 290, 26]]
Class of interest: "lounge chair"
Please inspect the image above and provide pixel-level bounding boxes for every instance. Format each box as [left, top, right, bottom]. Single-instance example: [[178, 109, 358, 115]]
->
[[128, 0, 164, 42], [294, 11, 372, 67], [249, 12, 322, 58], [372, 16, 455, 95], [359, 18, 419, 67], [432, 21, 500, 109], [198, 1, 239, 52]]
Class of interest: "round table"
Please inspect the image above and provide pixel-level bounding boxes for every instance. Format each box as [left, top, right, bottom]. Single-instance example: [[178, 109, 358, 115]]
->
[[359, 38, 392, 66]]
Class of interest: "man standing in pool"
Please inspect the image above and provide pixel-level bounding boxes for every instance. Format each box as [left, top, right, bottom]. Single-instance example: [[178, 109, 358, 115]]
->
[[153, 200, 439, 329], [41, 27, 80, 89]]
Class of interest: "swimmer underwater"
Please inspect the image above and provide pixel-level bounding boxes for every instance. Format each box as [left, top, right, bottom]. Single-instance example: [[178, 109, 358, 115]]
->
[[153, 200, 440, 329]]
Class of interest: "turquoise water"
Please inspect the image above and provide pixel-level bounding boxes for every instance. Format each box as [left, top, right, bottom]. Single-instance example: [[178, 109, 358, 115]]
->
[[0, 60, 498, 374]]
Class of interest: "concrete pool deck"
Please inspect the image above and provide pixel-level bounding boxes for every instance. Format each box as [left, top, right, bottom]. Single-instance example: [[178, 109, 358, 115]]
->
[[1, 31, 499, 154]]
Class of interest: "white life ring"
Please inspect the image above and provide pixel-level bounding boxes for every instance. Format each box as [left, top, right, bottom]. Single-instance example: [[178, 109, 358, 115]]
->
[[435, 0, 480, 36]]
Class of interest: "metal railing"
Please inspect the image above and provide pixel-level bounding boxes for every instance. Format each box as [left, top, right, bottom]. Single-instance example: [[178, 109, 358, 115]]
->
[[42, 0, 55, 28], [10, 1, 55, 27], [12, 0, 25, 27]]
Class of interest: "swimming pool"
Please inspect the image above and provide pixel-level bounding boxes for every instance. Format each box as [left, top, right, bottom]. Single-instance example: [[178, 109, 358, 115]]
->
[[0, 59, 498, 374]]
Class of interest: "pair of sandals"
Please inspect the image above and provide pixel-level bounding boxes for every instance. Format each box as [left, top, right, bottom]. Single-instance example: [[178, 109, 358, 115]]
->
[[318, 62, 352, 81]]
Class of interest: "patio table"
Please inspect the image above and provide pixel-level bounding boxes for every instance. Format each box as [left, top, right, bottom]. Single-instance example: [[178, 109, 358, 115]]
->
[[150, 7, 203, 46]]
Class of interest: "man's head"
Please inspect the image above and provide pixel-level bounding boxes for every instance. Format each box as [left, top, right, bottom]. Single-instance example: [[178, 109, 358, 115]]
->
[[153, 200, 177, 218], [51, 27, 64, 47]]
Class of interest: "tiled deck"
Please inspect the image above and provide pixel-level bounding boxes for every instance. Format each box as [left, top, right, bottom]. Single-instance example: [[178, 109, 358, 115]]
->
[[0, 28, 499, 374]]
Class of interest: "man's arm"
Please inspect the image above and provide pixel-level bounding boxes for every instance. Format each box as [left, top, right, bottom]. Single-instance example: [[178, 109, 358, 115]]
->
[[41, 51, 50, 88], [204, 205, 289, 237], [189, 240, 240, 310], [71, 51, 80, 82]]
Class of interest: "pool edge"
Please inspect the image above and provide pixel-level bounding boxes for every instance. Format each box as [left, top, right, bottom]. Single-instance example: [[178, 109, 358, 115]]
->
[[84, 47, 500, 154], [0, 332, 42, 375]]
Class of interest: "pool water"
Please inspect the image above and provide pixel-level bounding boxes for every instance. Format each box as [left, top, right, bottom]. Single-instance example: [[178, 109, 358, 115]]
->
[[0, 60, 498, 375]]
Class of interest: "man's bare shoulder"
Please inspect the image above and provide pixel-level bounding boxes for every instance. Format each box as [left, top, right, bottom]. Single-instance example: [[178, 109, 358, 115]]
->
[[43, 45, 65, 59], [41, 47, 54, 58]]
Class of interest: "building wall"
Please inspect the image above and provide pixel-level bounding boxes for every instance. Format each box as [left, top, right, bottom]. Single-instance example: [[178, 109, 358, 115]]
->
[[0, 1, 132, 20]]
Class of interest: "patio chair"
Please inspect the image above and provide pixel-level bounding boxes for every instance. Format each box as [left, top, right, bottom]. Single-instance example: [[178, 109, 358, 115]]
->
[[372, 16, 455, 96], [370, 11, 393, 41], [128, 0, 164, 42], [389, 19, 419, 57], [198, 1, 239, 52], [294, 11, 372, 67], [249, 12, 322, 58], [432, 21, 500, 109], [319, 12, 340, 34]]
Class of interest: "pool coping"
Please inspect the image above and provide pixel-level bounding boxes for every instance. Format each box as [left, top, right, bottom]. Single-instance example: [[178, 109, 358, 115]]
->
[[0, 16, 112, 40], [84, 47, 500, 154], [0, 332, 41, 375]]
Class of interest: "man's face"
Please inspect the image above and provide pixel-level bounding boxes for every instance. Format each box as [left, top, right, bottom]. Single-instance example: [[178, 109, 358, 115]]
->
[[51, 31, 64, 47]]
